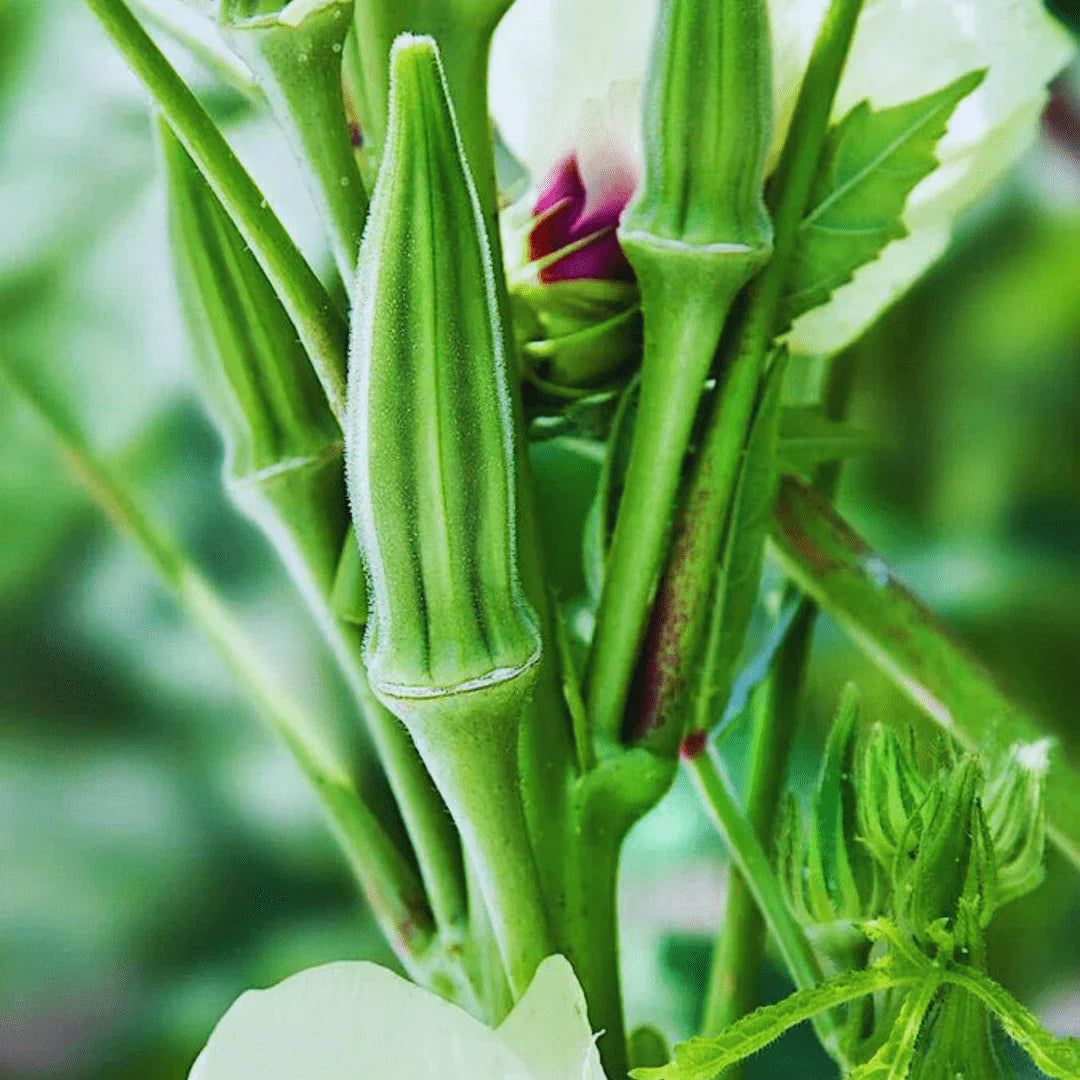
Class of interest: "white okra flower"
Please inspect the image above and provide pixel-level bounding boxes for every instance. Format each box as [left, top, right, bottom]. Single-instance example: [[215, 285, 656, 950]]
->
[[491, 0, 1074, 354], [189, 955, 606, 1080]]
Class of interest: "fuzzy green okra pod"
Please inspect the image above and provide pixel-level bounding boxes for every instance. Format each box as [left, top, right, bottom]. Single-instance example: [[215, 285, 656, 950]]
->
[[345, 34, 551, 998]]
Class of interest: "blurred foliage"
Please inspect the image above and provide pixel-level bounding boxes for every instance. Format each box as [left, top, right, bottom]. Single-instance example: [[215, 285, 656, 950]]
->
[[1, 5, 1078, 1079]]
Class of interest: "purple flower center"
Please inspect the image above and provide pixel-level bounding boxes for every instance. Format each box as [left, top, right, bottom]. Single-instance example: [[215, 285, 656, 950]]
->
[[528, 156, 634, 284]]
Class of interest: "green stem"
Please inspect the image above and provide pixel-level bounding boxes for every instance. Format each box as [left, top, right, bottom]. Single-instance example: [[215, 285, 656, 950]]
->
[[405, 711, 553, 999], [702, 352, 857, 1042], [586, 290, 730, 744], [572, 832, 628, 1079], [701, 602, 814, 1042], [82, 0, 349, 419], [561, 745, 674, 1079], [687, 746, 840, 1056], [130, 0, 262, 97], [637, 346, 765, 750], [329, 620, 468, 937], [770, 476, 1080, 873], [2, 361, 437, 980], [629, 0, 867, 752]]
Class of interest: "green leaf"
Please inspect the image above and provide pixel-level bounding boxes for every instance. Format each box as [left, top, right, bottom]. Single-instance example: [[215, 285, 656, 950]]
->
[[778, 405, 870, 478], [781, 69, 985, 327], [694, 352, 787, 732], [943, 967, 1080, 1080], [631, 961, 921, 1080]]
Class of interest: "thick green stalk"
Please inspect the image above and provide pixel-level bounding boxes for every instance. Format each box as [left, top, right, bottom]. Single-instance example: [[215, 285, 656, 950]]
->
[[631, 0, 866, 751], [700, 603, 814, 1043], [1, 360, 439, 982], [586, 0, 774, 743], [406, 708, 553, 997], [568, 820, 627, 1079], [82, 0, 349, 419], [687, 746, 841, 1058], [587, 294, 744, 744], [770, 477, 1080, 872]]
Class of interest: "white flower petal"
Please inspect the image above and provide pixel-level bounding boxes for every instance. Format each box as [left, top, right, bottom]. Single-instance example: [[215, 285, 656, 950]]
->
[[490, 0, 658, 181], [189, 962, 533, 1080], [497, 956, 606, 1080]]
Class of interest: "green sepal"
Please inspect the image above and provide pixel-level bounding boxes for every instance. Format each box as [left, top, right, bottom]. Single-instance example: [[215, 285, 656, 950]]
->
[[219, 0, 367, 283], [511, 279, 641, 394], [856, 723, 929, 869], [346, 34, 540, 718], [909, 988, 1014, 1080], [983, 743, 1048, 908], [806, 685, 882, 924], [158, 114, 347, 596], [778, 686, 882, 944]]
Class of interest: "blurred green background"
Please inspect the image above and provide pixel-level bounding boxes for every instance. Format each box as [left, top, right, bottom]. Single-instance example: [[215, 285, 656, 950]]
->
[[1, 4, 1078, 1077]]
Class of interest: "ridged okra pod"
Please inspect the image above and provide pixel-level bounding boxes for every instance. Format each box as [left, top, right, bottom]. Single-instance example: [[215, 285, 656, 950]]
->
[[159, 113, 348, 601], [587, 0, 774, 742], [345, 34, 550, 997], [160, 117, 470, 973], [220, 0, 367, 284]]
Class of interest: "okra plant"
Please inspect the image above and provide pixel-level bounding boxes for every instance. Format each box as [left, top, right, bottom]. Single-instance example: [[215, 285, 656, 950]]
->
[[8, 0, 1080, 1077]]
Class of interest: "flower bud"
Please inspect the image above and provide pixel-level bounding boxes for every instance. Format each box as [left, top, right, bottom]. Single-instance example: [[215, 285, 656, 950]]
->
[[899, 757, 996, 948], [856, 723, 929, 870], [346, 35, 540, 724], [220, 0, 367, 282], [618, 0, 773, 304]]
